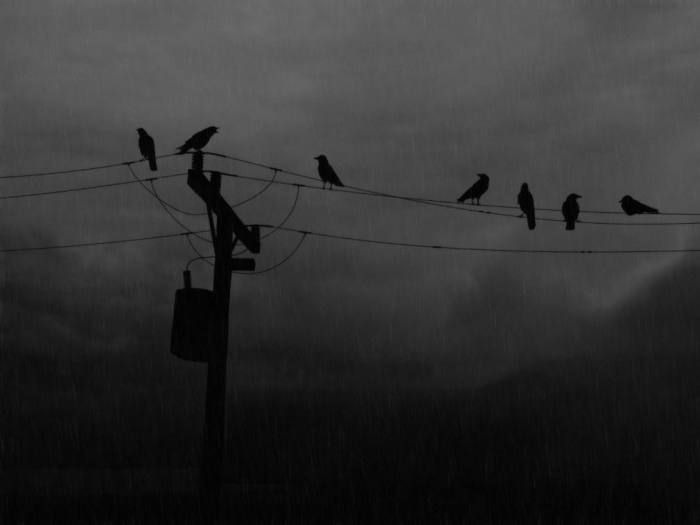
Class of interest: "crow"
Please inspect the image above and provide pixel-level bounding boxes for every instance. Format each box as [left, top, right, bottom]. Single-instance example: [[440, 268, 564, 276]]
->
[[562, 193, 581, 230], [518, 183, 536, 230], [314, 155, 344, 189], [177, 126, 219, 154], [619, 195, 658, 215], [457, 173, 489, 205], [137, 128, 157, 171]]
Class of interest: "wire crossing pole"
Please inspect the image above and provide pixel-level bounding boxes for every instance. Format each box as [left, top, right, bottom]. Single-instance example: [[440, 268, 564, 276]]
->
[[187, 152, 260, 519]]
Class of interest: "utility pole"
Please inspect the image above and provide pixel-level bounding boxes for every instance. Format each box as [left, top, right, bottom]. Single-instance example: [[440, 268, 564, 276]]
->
[[187, 152, 260, 519]]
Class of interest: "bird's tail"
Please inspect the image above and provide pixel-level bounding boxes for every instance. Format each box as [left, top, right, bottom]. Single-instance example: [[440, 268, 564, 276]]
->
[[527, 213, 535, 230], [565, 220, 575, 231], [148, 156, 158, 171], [647, 206, 659, 214]]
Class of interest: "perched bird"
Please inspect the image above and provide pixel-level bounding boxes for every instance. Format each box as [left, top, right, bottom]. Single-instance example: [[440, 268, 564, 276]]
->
[[457, 173, 489, 205], [518, 183, 536, 230], [619, 195, 658, 215], [137, 128, 157, 171], [177, 126, 219, 154], [562, 193, 581, 230], [314, 155, 344, 189]]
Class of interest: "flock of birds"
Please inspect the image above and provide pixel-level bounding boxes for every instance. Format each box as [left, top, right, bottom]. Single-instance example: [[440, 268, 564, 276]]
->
[[456, 174, 659, 230], [136, 126, 659, 231]]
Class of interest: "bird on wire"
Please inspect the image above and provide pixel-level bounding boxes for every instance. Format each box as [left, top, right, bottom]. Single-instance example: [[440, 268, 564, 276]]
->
[[619, 195, 659, 215], [457, 173, 489, 205], [177, 126, 219, 154], [137, 128, 157, 171], [518, 183, 536, 230], [314, 155, 344, 189], [562, 193, 581, 230]]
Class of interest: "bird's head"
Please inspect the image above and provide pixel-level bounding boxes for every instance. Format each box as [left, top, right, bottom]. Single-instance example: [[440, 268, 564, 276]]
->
[[619, 195, 632, 204], [570, 193, 582, 200], [521, 183, 528, 190], [477, 173, 488, 179], [137, 128, 146, 135], [314, 155, 327, 162], [207, 126, 219, 134]]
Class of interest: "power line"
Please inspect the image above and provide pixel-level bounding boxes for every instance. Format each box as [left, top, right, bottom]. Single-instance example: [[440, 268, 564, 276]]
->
[[3, 223, 698, 255], [233, 184, 302, 256], [233, 232, 307, 274], [125, 165, 212, 244], [0, 154, 178, 180], [0, 230, 207, 254], [213, 169, 700, 227], [6, 150, 700, 220], [257, 225, 700, 255], [0, 172, 185, 200], [207, 150, 700, 217]]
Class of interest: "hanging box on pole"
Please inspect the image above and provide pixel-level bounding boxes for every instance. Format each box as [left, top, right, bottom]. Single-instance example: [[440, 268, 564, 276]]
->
[[170, 270, 215, 362]]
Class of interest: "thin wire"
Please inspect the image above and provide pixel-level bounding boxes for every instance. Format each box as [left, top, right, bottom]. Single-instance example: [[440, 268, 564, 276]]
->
[[208, 150, 700, 217], [205, 151, 318, 183], [2, 224, 699, 255], [232, 184, 302, 257], [214, 169, 700, 227], [256, 225, 700, 255], [0, 172, 185, 200], [233, 233, 307, 275], [147, 167, 281, 216], [230, 168, 280, 207], [126, 164, 212, 243], [186, 235, 214, 268], [0, 154, 179, 180], [0, 230, 208, 254]]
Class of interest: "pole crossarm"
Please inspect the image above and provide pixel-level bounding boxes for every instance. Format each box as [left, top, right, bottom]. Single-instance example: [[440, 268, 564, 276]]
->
[[187, 168, 261, 253]]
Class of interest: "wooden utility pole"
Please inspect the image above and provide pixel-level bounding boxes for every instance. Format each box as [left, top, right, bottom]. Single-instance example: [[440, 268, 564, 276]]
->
[[187, 152, 260, 517]]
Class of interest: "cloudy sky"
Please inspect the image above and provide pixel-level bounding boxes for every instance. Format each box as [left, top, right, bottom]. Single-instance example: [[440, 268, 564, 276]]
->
[[3, 0, 700, 402]]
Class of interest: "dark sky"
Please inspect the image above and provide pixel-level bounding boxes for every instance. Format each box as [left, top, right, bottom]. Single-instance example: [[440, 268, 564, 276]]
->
[[3, 1, 700, 392]]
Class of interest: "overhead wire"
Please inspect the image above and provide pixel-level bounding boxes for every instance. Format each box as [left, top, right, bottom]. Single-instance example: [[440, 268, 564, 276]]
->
[[205, 151, 682, 217], [5, 151, 700, 223], [255, 225, 700, 255], [233, 232, 308, 275], [0, 153, 179, 180], [4, 223, 698, 256], [212, 169, 700, 227], [0, 230, 207, 254], [0, 172, 185, 200], [125, 164, 212, 244]]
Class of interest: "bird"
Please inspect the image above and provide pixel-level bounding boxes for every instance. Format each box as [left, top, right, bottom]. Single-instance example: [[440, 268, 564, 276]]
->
[[177, 126, 219, 154], [314, 155, 344, 189], [137, 128, 157, 171], [562, 193, 581, 230], [518, 183, 536, 230], [619, 195, 658, 215], [457, 173, 489, 205]]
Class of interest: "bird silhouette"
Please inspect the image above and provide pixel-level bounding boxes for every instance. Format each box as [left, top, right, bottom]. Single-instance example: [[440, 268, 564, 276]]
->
[[562, 194, 581, 230], [137, 128, 157, 171], [518, 183, 536, 230], [314, 155, 344, 189], [619, 195, 658, 215], [457, 173, 489, 205], [177, 126, 219, 154]]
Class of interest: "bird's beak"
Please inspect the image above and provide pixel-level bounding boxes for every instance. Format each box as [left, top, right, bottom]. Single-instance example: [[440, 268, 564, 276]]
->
[[314, 156, 320, 159]]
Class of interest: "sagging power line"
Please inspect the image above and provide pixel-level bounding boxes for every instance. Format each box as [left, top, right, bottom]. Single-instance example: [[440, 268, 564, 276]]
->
[[5, 149, 699, 224]]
